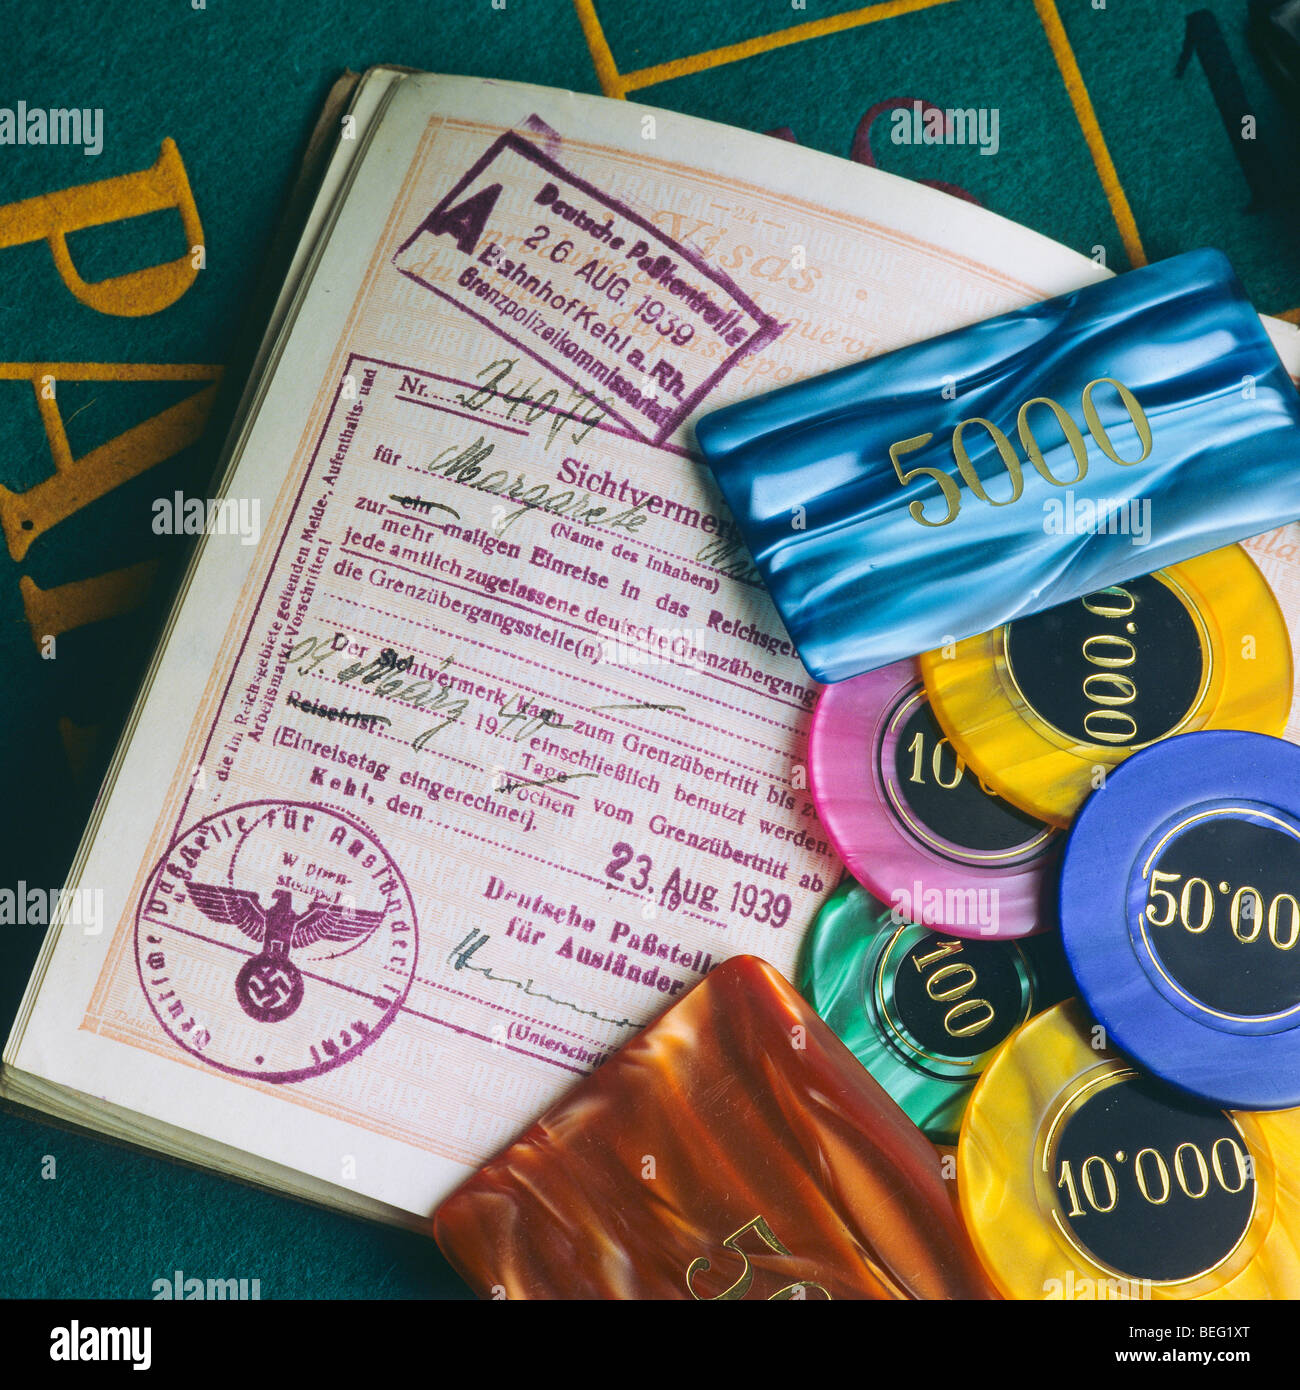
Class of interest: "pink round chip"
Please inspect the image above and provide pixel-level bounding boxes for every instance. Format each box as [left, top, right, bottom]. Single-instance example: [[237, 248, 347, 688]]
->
[[809, 660, 1058, 939]]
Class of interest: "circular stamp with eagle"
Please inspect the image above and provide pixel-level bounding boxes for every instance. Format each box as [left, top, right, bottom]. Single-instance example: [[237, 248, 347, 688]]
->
[[134, 800, 418, 1083]]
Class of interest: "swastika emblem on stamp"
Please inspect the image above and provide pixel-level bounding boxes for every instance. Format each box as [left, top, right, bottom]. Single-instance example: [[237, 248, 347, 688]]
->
[[135, 801, 418, 1083]]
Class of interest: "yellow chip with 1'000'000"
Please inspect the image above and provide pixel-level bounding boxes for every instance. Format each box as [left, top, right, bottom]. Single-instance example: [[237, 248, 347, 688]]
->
[[919, 545, 1291, 828]]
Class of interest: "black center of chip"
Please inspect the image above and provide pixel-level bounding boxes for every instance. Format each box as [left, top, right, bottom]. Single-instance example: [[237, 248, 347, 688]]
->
[[1137, 812, 1300, 1018], [1004, 575, 1204, 747], [1051, 1073, 1255, 1283], [886, 698, 1047, 855], [888, 934, 1027, 1059]]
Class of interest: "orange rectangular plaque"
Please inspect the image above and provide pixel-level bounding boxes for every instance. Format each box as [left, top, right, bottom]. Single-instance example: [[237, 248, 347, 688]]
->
[[434, 956, 996, 1300]]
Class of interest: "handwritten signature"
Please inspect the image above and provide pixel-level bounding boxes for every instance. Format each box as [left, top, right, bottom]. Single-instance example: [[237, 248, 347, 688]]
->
[[448, 928, 637, 1029]]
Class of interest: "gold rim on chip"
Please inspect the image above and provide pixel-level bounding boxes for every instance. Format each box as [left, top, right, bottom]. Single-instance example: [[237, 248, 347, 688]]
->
[[956, 1000, 1300, 1300], [920, 545, 1292, 827]]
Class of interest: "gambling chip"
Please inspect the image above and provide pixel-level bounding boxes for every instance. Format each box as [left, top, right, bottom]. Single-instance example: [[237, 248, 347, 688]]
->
[[920, 546, 1291, 827], [809, 659, 1057, 938], [1061, 729, 1300, 1110], [958, 1000, 1300, 1298], [799, 880, 1068, 1142]]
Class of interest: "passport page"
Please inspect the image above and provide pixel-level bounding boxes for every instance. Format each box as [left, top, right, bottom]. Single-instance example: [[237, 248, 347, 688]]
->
[[11, 72, 1297, 1223]]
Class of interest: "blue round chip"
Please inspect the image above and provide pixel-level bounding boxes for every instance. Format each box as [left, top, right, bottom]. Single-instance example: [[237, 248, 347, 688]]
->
[[1060, 729, 1300, 1111]]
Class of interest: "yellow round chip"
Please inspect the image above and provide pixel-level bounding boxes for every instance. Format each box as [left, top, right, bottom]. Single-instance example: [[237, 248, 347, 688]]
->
[[957, 1000, 1300, 1300], [920, 545, 1292, 827]]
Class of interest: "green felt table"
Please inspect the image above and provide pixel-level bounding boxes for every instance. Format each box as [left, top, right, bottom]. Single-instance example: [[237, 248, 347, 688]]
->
[[2, 0, 1297, 1299]]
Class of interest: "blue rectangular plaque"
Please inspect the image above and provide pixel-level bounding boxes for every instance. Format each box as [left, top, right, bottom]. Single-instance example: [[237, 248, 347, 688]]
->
[[697, 250, 1300, 682]]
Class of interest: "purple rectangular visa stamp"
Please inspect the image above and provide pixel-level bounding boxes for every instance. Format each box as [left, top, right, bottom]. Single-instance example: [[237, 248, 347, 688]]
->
[[392, 131, 780, 446]]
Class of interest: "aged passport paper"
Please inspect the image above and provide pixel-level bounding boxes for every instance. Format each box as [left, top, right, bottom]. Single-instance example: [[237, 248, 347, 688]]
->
[[8, 70, 1298, 1226]]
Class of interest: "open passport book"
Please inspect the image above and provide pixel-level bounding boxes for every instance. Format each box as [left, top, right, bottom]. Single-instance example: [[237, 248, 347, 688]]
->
[[7, 67, 1300, 1229]]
